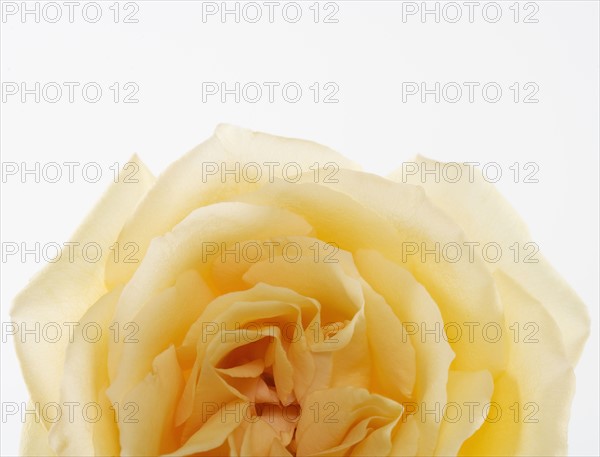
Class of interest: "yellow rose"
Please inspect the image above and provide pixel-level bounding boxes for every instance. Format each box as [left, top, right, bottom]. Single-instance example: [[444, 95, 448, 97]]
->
[[12, 125, 589, 456]]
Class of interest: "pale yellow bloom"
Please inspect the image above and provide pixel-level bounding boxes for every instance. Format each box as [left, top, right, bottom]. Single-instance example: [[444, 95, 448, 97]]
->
[[12, 125, 589, 456]]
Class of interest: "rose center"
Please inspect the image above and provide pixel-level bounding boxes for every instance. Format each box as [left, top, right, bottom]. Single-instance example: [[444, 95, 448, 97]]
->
[[216, 332, 303, 450]]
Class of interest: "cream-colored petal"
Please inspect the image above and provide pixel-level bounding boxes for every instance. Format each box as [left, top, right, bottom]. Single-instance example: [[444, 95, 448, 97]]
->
[[11, 157, 154, 410], [180, 282, 320, 361], [234, 416, 294, 457], [110, 202, 311, 332], [392, 157, 589, 366], [166, 401, 245, 457], [119, 346, 184, 456], [328, 307, 371, 393], [296, 387, 403, 456], [362, 280, 416, 403], [390, 415, 420, 457], [209, 236, 350, 296], [350, 415, 401, 457], [434, 370, 494, 456], [107, 270, 214, 404], [48, 286, 123, 457], [459, 271, 576, 456], [19, 401, 56, 457], [354, 249, 455, 456], [242, 247, 363, 326], [107, 124, 360, 287], [271, 330, 296, 405]]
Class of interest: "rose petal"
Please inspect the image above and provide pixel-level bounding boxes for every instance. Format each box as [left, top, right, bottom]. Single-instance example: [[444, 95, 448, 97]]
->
[[110, 202, 312, 333], [392, 157, 589, 366], [390, 415, 420, 457], [10, 157, 154, 419], [434, 370, 494, 456], [235, 418, 290, 456], [19, 401, 57, 457], [361, 280, 416, 402], [48, 286, 123, 457], [242, 245, 363, 325], [296, 386, 403, 456], [118, 346, 184, 456], [459, 271, 577, 456], [107, 124, 360, 287], [106, 270, 214, 404], [353, 249, 455, 456], [165, 400, 246, 457]]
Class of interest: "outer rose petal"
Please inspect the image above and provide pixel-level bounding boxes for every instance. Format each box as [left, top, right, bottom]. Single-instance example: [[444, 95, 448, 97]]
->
[[19, 402, 56, 457], [10, 157, 154, 420], [391, 157, 589, 366], [459, 271, 577, 456], [106, 124, 361, 288], [48, 286, 124, 457], [392, 157, 588, 455]]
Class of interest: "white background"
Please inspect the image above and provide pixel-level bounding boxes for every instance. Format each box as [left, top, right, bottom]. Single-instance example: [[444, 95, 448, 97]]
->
[[1, 1, 598, 455]]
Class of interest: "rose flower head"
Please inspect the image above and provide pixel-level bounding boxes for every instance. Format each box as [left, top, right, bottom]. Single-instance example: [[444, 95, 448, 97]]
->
[[11, 125, 589, 456]]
